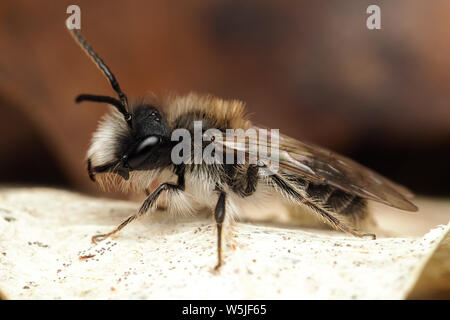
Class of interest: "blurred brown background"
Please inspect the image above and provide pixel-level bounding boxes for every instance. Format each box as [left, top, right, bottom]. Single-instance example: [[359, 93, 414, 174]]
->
[[1, 0, 450, 197]]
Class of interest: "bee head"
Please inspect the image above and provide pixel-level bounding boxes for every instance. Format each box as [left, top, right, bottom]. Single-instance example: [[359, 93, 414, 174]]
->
[[68, 29, 171, 184], [84, 102, 171, 183]]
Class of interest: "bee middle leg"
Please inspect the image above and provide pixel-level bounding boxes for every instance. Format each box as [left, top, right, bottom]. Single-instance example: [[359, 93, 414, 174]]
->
[[92, 182, 181, 244], [214, 192, 226, 270]]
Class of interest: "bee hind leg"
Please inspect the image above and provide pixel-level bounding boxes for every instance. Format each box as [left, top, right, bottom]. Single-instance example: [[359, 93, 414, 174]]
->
[[302, 203, 375, 240], [304, 201, 376, 239], [362, 233, 376, 240], [269, 172, 376, 240]]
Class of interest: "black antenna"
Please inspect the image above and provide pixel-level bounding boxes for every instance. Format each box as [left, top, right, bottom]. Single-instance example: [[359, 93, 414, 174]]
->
[[68, 27, 132, 126]]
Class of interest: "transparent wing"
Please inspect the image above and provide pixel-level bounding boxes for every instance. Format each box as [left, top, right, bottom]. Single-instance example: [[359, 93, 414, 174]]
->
[[208, 126, 418, 212]]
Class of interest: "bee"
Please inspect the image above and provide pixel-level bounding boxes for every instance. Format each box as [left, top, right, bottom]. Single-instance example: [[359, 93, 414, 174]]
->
[[68, 27, 418, 270]]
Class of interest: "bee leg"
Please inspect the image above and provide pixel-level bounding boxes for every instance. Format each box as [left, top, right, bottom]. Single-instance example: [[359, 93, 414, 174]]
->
[[144, 188, 167, 211], [362, 233, 377, 240], [269, 172, 376, 240], [91, 182, 180, 244], [213, 192, 226, 270], [91, 214, 139, 244], [302, 201, 376, 239]]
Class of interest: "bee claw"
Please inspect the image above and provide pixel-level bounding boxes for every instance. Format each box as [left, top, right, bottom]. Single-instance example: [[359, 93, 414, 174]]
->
[[363, 233, 376, 240], [210, 262, 222, 274], [91, 234, 108, 244]]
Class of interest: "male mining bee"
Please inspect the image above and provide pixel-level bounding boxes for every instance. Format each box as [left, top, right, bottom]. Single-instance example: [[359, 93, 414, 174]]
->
[[68, 27, 418, 270]]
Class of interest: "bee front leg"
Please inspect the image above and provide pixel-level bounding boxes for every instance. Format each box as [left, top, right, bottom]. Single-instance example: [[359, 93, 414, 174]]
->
[[91, 182, 180, 244], [144, 188, 167, 211], [214, 192, 226, 270]]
